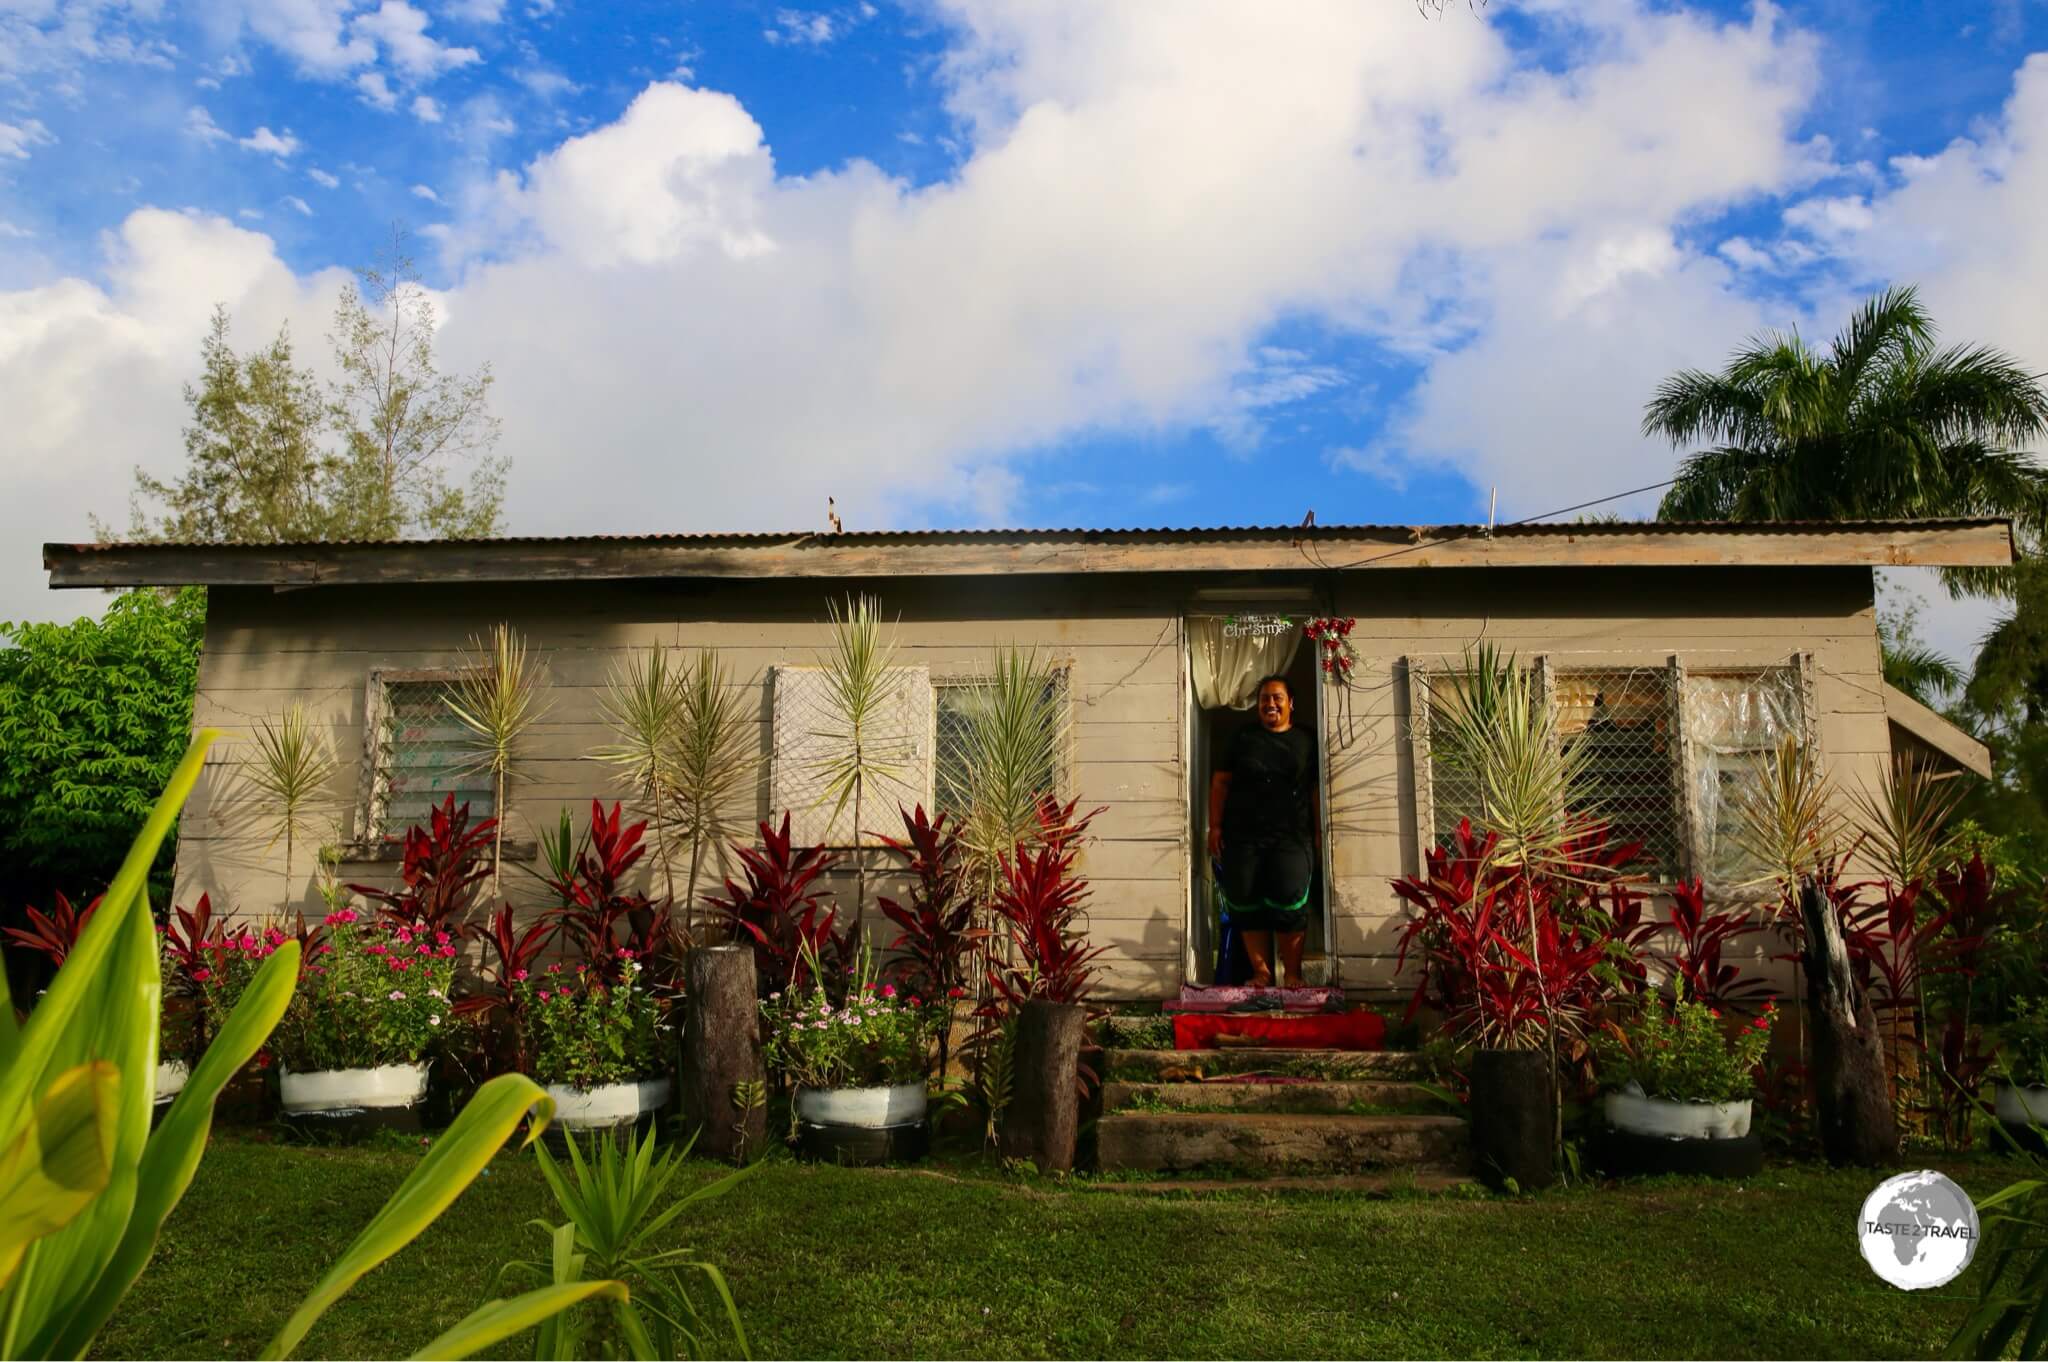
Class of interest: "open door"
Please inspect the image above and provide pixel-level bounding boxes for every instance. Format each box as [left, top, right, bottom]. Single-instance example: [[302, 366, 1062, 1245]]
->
[[1185, 613, 1333, 987]]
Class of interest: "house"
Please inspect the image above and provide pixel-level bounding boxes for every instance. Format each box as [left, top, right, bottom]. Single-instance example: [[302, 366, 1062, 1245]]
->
[[44, 518, 2006, 1002]]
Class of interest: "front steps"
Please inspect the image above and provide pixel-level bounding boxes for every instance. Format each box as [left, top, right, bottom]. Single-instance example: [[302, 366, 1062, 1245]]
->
[[1095, 1046, 1470, 1178]]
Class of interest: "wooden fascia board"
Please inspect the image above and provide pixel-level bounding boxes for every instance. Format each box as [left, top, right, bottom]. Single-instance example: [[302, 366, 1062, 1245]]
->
[[1882, 682, 1993, 780], [41, 521, 2015, 588]]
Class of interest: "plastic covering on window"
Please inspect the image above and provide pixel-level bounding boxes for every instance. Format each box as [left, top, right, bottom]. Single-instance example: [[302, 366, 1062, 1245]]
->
[[1683, 669, 1802, 887]]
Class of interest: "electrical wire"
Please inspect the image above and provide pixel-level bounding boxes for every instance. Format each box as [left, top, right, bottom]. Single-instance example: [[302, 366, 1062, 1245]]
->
[[1309, 476, 1682, 573]]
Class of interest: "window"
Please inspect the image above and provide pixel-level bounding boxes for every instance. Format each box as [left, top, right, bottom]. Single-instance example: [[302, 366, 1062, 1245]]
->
[[1557, 668, 1683, 882], [1682, 668, 1804, 888], [931, 671, 1069, 820], [359, 672, 494, 844], [768, 665, 933, 847], [1410, 657, 1805, 888]]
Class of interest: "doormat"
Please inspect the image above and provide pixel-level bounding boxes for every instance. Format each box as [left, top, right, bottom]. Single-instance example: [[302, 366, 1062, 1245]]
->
[[1165, 984, 1343, 1014], [1172, 1010, 1386, 1051]]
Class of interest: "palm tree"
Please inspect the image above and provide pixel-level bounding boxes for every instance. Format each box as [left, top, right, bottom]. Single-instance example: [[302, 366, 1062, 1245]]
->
[[1644, 286, 2048, 595]]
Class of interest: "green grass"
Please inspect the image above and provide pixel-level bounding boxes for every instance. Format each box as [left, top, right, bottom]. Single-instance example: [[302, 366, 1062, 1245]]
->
[[92, 1134, 2020, 1360]]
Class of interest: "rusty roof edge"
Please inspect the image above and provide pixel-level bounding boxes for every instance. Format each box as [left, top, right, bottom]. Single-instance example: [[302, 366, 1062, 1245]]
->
[[39, 515, 2019, 556]]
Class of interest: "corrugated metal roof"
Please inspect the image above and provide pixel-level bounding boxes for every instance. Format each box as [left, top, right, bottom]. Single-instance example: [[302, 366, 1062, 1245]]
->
[[52, 516, 2015, 552]]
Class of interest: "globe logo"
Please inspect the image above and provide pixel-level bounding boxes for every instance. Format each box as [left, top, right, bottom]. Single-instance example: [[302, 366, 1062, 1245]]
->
[[1859, 1170, 1980, 1290]]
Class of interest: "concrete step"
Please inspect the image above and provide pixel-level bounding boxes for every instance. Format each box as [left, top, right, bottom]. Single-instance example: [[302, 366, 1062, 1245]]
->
[[1084, 1168, 1475, 1196], [1096, 1110, 1469, 1174], [1103, 1048, 1430, 1083], [1101, 1078, 1441, 1114]]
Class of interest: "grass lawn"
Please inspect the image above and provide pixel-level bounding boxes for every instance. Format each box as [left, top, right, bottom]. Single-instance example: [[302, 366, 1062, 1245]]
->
[[92, 1134, 2021, 1360]]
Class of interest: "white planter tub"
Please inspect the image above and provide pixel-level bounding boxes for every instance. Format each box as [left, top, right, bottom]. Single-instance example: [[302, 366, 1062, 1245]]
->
[[155, 1060, 189, 1105], [1996, 1081, 2048, 1127], [1605, 1087, 1752, 1141], [281, 1062, 430, 1115], [795, 1083, 928, 1130], [545, 1077, 672, 1131]]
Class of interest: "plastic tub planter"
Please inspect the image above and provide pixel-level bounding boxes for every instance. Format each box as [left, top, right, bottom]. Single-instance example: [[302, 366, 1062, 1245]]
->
[[1996, 1080, 2048, 1127], [155, 1059, 190, 1105], [280, 1062, 431, 1135], [544, 1077, 673, 1134], [1596, 1085, 1762, 1178], [794, 1083, 930, 1165]]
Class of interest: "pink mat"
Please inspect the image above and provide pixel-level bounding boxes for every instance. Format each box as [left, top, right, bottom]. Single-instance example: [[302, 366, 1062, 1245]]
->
[[1164, 984, 1343, 1014]]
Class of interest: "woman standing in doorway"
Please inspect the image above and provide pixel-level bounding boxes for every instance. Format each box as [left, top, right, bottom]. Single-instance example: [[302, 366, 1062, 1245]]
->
[[1206, 674, 1318, 989]]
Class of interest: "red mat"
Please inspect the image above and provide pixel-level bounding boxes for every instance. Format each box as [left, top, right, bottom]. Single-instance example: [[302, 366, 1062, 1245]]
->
[[1172, 1010, 1386, 1051]]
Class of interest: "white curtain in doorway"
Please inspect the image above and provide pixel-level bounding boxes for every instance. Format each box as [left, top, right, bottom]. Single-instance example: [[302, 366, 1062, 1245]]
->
[[1189, 616, 1304, 710]]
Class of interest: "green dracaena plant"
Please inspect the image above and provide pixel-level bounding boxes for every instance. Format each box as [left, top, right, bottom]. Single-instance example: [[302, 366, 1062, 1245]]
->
[[0, 730, 621, 1360]]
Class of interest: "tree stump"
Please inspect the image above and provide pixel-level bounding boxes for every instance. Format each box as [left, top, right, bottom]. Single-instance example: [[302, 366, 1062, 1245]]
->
[[679, 945, 766, 1163], [1469, 1047, 1556, 1192], [999, 1000, 1085, 1173], [1798, 877, 1898, 1166]]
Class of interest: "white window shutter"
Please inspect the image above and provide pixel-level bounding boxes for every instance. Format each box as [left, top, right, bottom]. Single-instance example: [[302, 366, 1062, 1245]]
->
[[770, 664, 933, 847]]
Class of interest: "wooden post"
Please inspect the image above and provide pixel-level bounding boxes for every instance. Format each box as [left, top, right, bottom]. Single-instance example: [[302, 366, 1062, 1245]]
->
[[679, 945, 766, 1164], [999, 1000, 1085, 1172], [1798, 878, 1898, 1166]]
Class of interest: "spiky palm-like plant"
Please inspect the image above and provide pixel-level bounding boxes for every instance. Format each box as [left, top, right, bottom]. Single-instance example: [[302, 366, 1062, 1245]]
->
[[672, 649, 756, 939], [1645, 286, 2048, 597], [446, 623, 552, 903], [1730, 733, 1847, 895], [1850, 755, 1966, 891], [1427, 645, 1589, 883], [594, 647, 686, 905], [244, 702, 336, 912], [954, 645, 1067, 905], [813, 595, 910, 926]]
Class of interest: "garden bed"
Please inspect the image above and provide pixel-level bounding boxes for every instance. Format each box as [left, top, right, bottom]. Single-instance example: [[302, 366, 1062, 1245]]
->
[[94, 1134, 2009, 1360]]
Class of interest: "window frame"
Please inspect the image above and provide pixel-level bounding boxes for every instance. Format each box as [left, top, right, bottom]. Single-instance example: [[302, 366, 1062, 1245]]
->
[[1405, 652, 1812, 891], [351, 666, 490, 853], [929, 664, 1075, 824]]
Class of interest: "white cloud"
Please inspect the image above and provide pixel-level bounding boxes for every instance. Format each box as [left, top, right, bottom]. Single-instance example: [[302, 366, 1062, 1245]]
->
[[444, 0, 506, 20], [236, 125, 301, 158], [307, 166, 341, 188], [764, 9, 836, 45], [0, 220, 34, 239], [351, 0, 478, 78], [355, 70, 396, 109], [513, 66, 579, 99], [0, 118, 55, 160], [283, 195, 313, 216], [194, 0, 376, 77], [0, 0, 2031, 671], [410, 183, 441, 203], [184, 106, 231, 144], [411, 93, 442, 122]]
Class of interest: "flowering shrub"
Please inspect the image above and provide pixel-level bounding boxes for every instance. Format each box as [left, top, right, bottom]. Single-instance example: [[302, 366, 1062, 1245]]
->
[[269, 909, 456, 1073], [1593, 994, 1775, 1104], [762, 980, 943, 1090], [192, 919, 295, 1040], [512, 954, 663, 1090]]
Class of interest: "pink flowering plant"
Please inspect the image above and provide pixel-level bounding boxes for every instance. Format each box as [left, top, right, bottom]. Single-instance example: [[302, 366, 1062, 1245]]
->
[[270, 908, 457, 1072], [761, 977, 944, 1090], [512, 953, 664, 1090], [192, 919, 296, 1040], [1592, 989, 1776, 1104]]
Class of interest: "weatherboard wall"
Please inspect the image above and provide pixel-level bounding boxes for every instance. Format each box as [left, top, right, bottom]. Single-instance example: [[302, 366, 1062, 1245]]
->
[[173, 564, 1888, 1000]]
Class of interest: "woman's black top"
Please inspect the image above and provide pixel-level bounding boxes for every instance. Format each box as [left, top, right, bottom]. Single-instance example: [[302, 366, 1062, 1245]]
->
[[1218, 723, 1316, 845]]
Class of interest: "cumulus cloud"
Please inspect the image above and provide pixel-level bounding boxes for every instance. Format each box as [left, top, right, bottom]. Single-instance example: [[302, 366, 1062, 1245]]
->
[[183, 106, 232, 143], [307, 166, 341, 188], [410, 183, 441, 203], [411, 93, 442, 122], [1, 0, 2039, 648], [352, 0, 478, 78], [283, 194, 313, 216], [236, 125, 300, 158]]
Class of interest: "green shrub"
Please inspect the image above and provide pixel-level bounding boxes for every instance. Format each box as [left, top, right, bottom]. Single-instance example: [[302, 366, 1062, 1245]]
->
[[1592, 994, 1775, 1103]]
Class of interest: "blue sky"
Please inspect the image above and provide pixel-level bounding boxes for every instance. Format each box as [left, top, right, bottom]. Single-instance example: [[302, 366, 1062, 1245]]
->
[[2, 0, 2045, 654]]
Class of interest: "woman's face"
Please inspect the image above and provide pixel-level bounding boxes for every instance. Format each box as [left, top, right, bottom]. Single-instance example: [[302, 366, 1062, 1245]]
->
[[1257, 681, 1293, 731]]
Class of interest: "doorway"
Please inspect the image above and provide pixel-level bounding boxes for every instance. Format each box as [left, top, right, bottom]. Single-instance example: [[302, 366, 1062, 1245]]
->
[[1185, 618, 1332, 987]]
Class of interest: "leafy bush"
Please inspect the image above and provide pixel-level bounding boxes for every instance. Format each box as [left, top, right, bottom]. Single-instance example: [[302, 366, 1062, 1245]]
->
[[1593, 994, 1775, 1103], [514, 956, 664, 1090], [762, 980, 943, 1089], [1999, 996, 2048, 1087], [710, 813, 849, 996], [346, 792, 496, 935], [0, 586, 205, 907], [272, 910, 457, 1072]]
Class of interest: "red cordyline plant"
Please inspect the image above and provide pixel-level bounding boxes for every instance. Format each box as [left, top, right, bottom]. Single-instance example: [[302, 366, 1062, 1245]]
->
[[1661, 879, 1773, 1014], [876, 804, 983, 1001], [540, 800, 682, 985], [709, 812, 852, 997], [1392, 818, 1637, 1048], [453, 902, 558, 1070], [3, 890, 103, 968], [983, 796, 1110, 1012], [347, 793, 497, 935]]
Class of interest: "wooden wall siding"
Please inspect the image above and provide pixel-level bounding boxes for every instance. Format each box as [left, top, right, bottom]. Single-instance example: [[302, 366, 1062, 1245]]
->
[[176, 565, 1887, 1002]]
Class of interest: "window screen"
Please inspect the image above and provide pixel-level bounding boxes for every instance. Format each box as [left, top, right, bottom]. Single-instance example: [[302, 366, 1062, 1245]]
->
[[370, 677, 495, 841]]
